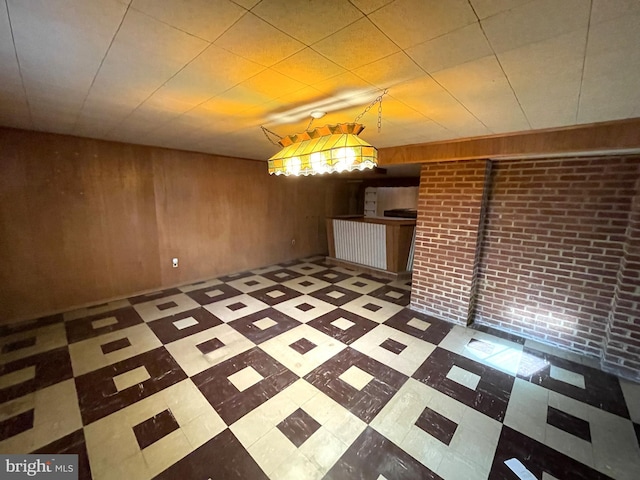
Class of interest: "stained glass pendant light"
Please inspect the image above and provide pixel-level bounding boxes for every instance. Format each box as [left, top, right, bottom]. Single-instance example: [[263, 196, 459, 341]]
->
[[268, 122, 376, 176], [264, 90, 387, 176]]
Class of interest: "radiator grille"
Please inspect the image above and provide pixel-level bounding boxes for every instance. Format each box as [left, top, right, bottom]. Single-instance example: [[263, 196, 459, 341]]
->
[[333, 220, 387, 270]]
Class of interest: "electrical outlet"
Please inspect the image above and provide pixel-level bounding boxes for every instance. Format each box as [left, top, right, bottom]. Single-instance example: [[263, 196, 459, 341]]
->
[[291, 238, 296, 246], [172, 258, 178, 268]]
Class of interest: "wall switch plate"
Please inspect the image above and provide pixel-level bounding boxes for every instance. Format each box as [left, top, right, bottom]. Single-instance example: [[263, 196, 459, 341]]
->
[[172, 258, 178, 268]]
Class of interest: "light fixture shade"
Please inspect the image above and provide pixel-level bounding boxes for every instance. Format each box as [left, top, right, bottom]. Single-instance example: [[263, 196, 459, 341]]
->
[[268, 123, 377, 176]]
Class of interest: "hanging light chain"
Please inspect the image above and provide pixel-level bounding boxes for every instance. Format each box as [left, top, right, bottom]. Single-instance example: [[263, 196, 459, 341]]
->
[[260, 125, 282, 145], [354, 88, 389, 132]]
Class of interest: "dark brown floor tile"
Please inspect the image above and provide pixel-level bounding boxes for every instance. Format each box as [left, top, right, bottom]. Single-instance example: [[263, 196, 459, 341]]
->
[[276, 408, 321, 447], [489, 426, 613, 479], [247, 284, 302, 306], [289, 338, 316, 355], [156, 301, 178, 311], [358, 273, 393, 284], [65, 307, 144, 344], [547, 406, 591, 442], [146, 307, 223, 344], [368, 285, 411, 306], [304, 348, 407, 423], [100, 337, 132, 354], [218, 270, 254, 283], [192, 347, 297, 425], [227, 309, 300, 345], [325, 427, 442, 480], [196, 337, 225, 355], [0, 408, 34, 441], [0, 314, 63, 337], [413, 347, 515, 422], [75, 347, 187, 425], [34, 429, 93, 480], [307, 309, 377, 345], [470, 324, 526, 344], [154, 429, 268, 480], [415, 406, 458, 446], [260, 268, 303, 283], [310, 270, 352, 284], [518, 347, 629, 418], [0, 347, 73, 403], [379, 338, 407, 355], [128, 288, 182, 305], [384, 309, 453, 345], [308, 285, 361, 307], [133, 409, 180, 449], [185, 283, 243, 306], [2, 336, 37, 353]]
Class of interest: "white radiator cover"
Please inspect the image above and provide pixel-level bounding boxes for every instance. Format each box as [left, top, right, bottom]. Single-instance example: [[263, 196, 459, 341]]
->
[[333, 219, 387, 270]]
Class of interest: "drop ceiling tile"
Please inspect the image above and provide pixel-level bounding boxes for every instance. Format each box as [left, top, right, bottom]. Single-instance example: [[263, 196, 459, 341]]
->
[[8, 0, 127, 94], [240, 69, 308, 100], [390, 76, 491, 136], [348, 0, 395, 15], [232, 0, 260, 9], [312, 18, 399, 70], [368, 0, 477, 49], [578, 12, 640, 123], [481, 0, 590, 53], [272, 48, 346, 85], [252, 0, 363, 44], [146, 45, 265, 106], [311, 72, 378, 100], [131, 0, 246, 42], [468, 0, 531, 19], [591, 0, 640, 24], [352, 52, 426, 89], [214, 13, 305, 67], [498, 30, 585, 128], [406, 23, 492, 74], [433, 55, 530, 133]]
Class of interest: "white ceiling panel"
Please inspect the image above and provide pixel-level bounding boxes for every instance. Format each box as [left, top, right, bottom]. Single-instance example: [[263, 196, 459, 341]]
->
[[0, 1, 638, 162], [432, 56, 530, 133], [481, 0, 590, 54], [131, 0, 246, 42], [252, 0, 363, 45], [498, 30, 586, 128], [368, 0, 476, 49]]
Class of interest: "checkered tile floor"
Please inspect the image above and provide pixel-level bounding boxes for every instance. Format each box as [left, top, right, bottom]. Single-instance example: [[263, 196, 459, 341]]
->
[[1, 256, 639, 480]]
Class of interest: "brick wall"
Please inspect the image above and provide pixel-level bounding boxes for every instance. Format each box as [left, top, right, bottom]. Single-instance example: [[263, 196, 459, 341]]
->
[[410, 155, 640, 378], [474, 157, 639, 360], [410, 160, 491, 325], [603, 175, 640, 379]]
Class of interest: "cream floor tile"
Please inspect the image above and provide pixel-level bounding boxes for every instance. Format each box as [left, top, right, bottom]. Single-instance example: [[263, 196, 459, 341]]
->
[[226, 274, 277, 293], [133, 293, 200, 322], [0, 323, 67, 365], [203, 294, 269, 323], [350, 324, 436, 376], [69, 323, 162, 376], [85, 379, 225, 480], [0, 365, 36, 389], [270, 449, 324, 480], [63, 299, 131, 321], [439, 325, 524, 376], [272, 295, 336, 323], [165, 322, 255, 377], [340, 295, 403, 323], [259, 324, 346, 376], [0, 379, 82, 454], [335, 277, 384, 295], [619, 378, 640, 423], [503, 378, 549, 443], [247, 427, 297, 476], [178, 278, 222, 293]]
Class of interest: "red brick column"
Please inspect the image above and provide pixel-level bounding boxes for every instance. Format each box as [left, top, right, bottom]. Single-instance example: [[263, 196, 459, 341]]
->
[[603, 175, 640, 380], [410, 160, 491, 325]]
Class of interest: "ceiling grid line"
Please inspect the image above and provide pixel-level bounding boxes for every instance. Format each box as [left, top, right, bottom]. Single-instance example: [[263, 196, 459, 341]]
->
[[3, 0, 33, 129], [71, 1, 132, 133], [574, 0, 594, 123], [468, 0, 532, 130]]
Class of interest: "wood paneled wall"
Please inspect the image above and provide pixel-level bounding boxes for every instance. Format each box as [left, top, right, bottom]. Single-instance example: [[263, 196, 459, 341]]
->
[[0, 128, 353, 324]]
